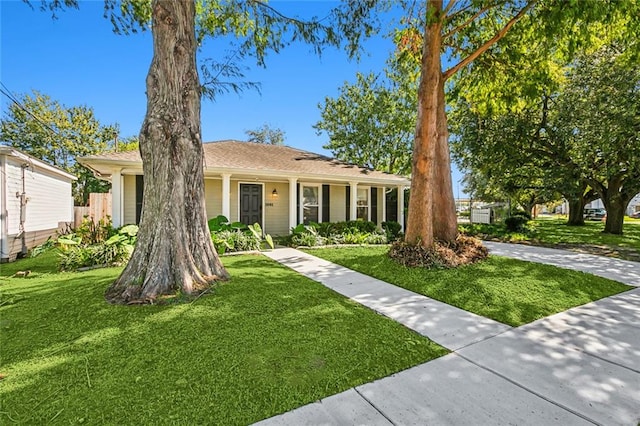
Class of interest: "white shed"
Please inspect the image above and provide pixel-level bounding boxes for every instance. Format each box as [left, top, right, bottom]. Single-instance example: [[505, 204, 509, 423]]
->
[[0, 146, 76, 262]]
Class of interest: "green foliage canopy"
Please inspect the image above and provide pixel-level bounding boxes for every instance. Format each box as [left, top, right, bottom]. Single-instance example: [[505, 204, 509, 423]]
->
[[0, 90, 119, 205], [244, 123, 285, 145], [315, 60, 416, 175]]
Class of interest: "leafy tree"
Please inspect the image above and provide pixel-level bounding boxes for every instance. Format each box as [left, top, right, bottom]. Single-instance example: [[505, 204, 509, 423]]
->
[[34, 0, 383, 303], [399, 0, 639, 247], [115, 135, 140, 152], [450, 94, 594, 225], [315, 61, 416, 175], [556, 44, 640, 234], [0, 90, 118, 205], [244, 123, 285, 145]]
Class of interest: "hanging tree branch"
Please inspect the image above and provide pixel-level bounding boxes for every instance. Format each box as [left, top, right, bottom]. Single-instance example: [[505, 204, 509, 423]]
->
[[443, 4, 496, 40], [443, 0, 536, 81]]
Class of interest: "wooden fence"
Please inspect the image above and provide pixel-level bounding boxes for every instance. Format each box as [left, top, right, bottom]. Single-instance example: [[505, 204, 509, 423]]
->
[[73, 193, 112, 228]]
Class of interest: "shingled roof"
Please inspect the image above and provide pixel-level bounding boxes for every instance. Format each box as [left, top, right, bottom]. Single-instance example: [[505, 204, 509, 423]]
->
[[80, 140, 409, 185]]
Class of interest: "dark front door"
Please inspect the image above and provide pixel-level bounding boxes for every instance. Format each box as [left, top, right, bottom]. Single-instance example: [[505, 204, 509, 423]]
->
[[240, 184, 262, 226]]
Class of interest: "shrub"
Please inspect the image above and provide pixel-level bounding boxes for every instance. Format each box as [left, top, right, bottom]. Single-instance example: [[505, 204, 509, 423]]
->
[[504, 215, 530, 232], [285, 221, 387, 247], [511, 210, 532, 220], [30, 237, 56, 257], [388, 235, 488, 268], [209, 217, 273, 253], [364, 232, 388, 244], [75, 216, 116, 245], [58, 224, 138, 271], [288, 224, 325, 247], [382, 221, 402, 241]]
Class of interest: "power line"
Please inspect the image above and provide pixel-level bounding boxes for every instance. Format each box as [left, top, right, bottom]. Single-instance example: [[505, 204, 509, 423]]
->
[[0, 81, 65, 141]]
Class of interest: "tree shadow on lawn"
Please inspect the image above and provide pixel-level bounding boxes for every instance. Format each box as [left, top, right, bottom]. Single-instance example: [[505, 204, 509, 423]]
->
[[0, 255, 446, 425], [309, 248, 632, 327]]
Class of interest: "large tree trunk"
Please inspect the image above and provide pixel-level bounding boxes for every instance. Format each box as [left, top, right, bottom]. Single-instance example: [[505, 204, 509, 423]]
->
[[567, 197, 586, 226], [405, 0, 443, 247], [602, 191, 628, 235], [432, 79, 458, 242], [105, 0, 228, 304]]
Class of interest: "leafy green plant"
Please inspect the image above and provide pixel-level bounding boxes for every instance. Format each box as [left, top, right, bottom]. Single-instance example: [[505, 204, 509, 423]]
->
[[30, 237, 57, 258], [504, 215, 530, 232], [58, 224, 138, 271], [75, 216, 116, 245], [286, 221, 387, 247], [382, 221, 402, 241], [209, 217, 274, 253], [289, 224, 325, 247], [364, 232, 388, 244]]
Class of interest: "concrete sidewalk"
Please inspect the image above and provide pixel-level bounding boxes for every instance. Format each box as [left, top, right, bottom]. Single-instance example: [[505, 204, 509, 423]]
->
[[258, 245, 640, 425], [484, 241, 640, 286]]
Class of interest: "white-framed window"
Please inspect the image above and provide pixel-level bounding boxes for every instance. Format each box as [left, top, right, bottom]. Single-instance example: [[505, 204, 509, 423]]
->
[[357, 186, 370, 221], [300, 184, 321, 224]]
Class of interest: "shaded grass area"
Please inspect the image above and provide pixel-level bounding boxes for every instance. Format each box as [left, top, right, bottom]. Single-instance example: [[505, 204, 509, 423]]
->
[[305, 246, 631, 327], [532, 219, 640, 250], [0, 253, 447, 425]]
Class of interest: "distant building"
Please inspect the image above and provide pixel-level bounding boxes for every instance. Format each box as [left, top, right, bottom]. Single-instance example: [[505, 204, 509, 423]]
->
[[628, 193, 640, 215], [584, 195, 640, 215], [1, 146, 75, 261]]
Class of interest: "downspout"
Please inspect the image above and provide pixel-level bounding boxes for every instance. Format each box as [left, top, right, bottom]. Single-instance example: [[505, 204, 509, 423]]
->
[[16, 162, 30, 256], [0, 154, 7, 260]]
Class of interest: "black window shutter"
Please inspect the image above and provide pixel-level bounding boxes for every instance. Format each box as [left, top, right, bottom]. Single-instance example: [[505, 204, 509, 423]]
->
[[135, 175, 144, 224], [322, 185, 330, 222], [371, 187, 378, 224], [345, 186, 350, 221], [386, 188, 398, 222]]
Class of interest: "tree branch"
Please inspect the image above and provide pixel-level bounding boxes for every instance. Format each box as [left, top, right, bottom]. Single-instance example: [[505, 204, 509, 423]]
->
[[443, 4, 495, 40], [249, 0, 316, 26], [443, 0, 536, 81], [443, 0, 460, 16], [444, 3, 473, 22]]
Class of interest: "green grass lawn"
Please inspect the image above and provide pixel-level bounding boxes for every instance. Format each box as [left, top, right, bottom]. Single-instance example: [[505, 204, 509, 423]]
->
[[460, 218, 640, 260], [0, 251, 447, 425], [532, 218, 640, 249], [305, 246, 632, 327]]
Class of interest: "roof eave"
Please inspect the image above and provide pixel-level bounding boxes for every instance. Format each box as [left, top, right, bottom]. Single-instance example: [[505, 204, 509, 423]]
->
[[78, 157, 411, 186]]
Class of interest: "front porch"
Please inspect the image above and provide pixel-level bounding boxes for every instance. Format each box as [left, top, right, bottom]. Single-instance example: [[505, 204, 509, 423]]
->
[[111, 173, 406, 235]]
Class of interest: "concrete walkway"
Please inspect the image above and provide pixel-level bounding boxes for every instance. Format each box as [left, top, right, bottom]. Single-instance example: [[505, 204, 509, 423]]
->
[[257, 245, 640, 425]]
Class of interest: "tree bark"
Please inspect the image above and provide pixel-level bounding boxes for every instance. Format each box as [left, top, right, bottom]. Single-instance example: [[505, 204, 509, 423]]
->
[[567, 197, 586, 226], [432, 79, 458, 242], [105, 0, 228, 304], [602, 190, 628, 235], [405, 0, 443, 247]]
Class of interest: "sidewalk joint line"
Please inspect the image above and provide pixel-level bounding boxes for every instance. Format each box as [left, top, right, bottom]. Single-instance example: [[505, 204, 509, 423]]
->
[[452, 325, 513, 351], [564, 345, 640, 375], [454, 353, 602, 426], [353, 387, 398, 426]]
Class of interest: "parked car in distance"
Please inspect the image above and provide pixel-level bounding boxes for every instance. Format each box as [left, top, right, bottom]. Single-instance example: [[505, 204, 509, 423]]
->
[[630, 211, 640, 219], [584, 208, 607, 221]]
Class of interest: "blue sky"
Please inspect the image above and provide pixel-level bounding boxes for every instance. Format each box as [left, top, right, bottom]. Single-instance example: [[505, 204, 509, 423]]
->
[[1, 1, 465, 196]]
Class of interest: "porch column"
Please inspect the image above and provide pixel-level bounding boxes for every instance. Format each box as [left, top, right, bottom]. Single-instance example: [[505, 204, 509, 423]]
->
[[221, 173, 231, 219], [350, 181, 358, 221], [111, 168, 123, 227], [288, 177, 297, 232], [381, 186, 386, 224], [397, 185, 405, 231]]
